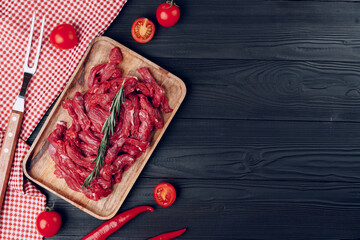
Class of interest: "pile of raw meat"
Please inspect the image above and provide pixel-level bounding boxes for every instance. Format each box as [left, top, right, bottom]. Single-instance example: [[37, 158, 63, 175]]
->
[[48, 47, 172, 201]]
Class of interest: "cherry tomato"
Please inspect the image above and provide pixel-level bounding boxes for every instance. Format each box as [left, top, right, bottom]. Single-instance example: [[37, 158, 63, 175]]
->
[[50, 24, 78, 49], [156, 1, 180, 27], [36, 208, 62, 237], [131, 18, 155, 43], [154, 182, 176, 207]]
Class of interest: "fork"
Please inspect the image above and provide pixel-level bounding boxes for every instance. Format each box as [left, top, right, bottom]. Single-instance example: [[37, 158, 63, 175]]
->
[[0, 13, 45, 210]]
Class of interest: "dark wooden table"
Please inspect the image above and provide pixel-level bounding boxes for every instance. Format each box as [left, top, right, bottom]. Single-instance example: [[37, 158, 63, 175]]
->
[[27, 0, 360, 239]]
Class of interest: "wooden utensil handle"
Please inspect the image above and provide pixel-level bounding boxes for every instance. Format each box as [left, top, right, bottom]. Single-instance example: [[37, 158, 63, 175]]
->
[[0, 110, 24, 211]]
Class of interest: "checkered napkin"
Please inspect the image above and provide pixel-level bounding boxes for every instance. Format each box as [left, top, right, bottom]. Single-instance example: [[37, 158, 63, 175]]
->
[[0, 1, 127, 239]]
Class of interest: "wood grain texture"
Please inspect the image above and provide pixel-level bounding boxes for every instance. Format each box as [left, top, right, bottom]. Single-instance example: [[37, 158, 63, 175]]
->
[[106, 0, 360, 62], [152, 59, 360, 122], [0, 110, 23, 211], [20, 0, 360, 239], [23, 37, 186, 220], [142, 119, 360, 182], [43, 178, 360, 240]]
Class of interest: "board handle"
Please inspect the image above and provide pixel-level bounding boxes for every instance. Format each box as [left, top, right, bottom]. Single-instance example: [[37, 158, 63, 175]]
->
[[0, 110, 24, 211]]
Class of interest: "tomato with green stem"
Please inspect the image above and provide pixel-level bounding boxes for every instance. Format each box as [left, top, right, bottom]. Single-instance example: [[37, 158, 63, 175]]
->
[[156, 1, 181, 27], [36, 206, 62, 237]]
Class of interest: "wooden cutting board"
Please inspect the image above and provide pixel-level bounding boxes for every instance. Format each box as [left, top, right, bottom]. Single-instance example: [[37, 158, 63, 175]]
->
[[22, 36, 186, 220]]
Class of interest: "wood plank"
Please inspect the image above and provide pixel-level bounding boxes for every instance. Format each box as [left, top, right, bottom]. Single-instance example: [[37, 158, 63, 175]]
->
[[45, 178, 360, 240], [155, 58, 360, 122], [106, 0, 360, 62], [140, 119, 360, 183]]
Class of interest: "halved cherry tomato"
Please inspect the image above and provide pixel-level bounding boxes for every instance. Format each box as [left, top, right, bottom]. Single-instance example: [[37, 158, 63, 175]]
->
[[50, 24, 78, 49], [131, 18, 155, 43], [154, 182, 176, 207], [156, 1, 180, 27], [36, 207, 62, 237]]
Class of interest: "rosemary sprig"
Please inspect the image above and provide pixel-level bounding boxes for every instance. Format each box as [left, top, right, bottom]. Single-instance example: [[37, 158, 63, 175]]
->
[[82, 80, 125, 188]]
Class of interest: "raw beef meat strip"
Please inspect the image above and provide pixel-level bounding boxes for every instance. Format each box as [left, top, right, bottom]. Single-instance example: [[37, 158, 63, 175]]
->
[[48, 47, 174, 201]]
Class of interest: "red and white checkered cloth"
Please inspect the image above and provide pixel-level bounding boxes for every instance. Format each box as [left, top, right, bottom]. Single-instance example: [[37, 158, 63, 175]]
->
[[0, 1, 127, 239]]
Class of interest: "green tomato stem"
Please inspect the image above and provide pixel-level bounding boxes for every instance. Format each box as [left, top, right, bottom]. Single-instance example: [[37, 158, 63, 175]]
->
[[165, 0, 179, 8]]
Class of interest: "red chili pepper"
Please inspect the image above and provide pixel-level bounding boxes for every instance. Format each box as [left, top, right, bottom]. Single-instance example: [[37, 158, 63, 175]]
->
[[82, 206, 154, 240], [148, 228, 186, 240]]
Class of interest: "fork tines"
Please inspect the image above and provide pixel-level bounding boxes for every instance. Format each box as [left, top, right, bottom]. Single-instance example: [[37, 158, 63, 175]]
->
[[24, 12, 45, 75]]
